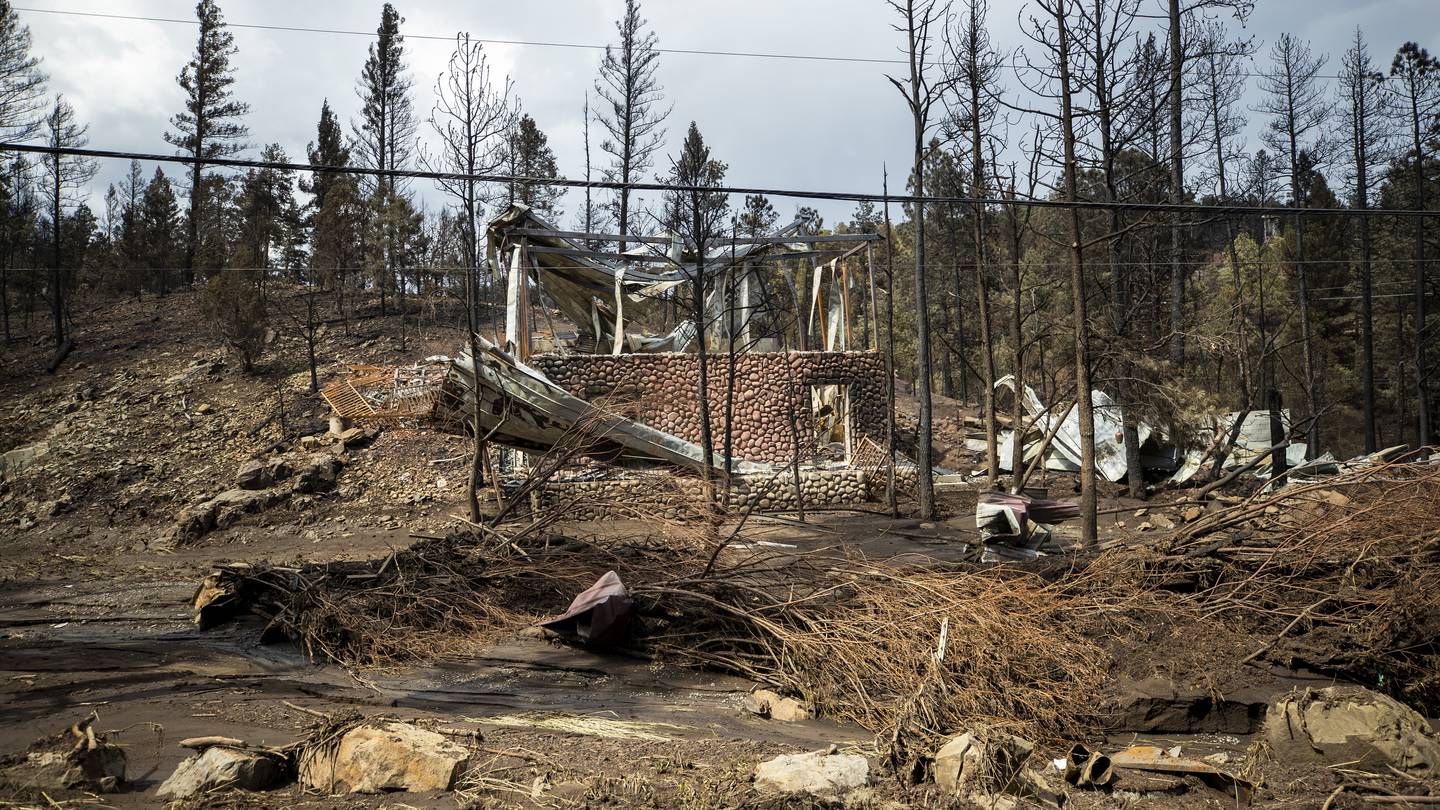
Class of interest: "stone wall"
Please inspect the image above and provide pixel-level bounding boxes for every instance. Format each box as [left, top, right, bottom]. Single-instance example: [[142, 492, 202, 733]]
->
[[528, 351, 887, 464]]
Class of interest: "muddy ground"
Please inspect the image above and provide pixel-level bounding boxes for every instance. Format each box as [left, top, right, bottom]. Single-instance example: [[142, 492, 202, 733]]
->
[[2, 290, 1428, 808]]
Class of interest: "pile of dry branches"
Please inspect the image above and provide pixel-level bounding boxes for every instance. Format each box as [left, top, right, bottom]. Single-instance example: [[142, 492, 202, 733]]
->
[[196, 458, 1440, 748], [1152, 458, 1440, 712]]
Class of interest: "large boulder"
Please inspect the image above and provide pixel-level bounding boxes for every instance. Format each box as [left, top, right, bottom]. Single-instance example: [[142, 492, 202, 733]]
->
[[0, 441, 49, 482], [235, 459, 274, 490], [299, 720, 473, 794], [157, 747, 281, 799], [292, 453, 342, 494], [753, 749, 869, 797], [1264, 686, 1440, 777]]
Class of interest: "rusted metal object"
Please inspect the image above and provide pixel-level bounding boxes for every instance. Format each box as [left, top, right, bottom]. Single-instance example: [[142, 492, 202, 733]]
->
[[321, 362, 445, 424]]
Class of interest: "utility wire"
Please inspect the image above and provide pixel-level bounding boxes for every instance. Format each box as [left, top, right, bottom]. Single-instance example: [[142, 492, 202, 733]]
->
[[6, 142, 1440, 220], [12, 5, 1351, 80]]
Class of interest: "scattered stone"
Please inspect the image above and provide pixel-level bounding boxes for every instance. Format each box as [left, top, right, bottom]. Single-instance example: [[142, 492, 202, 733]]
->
[[1, 441, 49, 482], [742, 689, 815, 722], [157, 746, 281, 799], [1150, 513, 1175, 530], [235, 459, 274, 490], [1133, 508, 1149, 517], [162, 488, 285, 545], [338, 427, 366, 446], [1264, 686, 1440, 777], [3, 718, 127, 793], [196, 403, 214, 415], [753, 749, 869, 797], [1181, 505, 1204, 522], [933, 725, 1061, 808], [299, 720, 474, 794], [293, 453, 343, 494]]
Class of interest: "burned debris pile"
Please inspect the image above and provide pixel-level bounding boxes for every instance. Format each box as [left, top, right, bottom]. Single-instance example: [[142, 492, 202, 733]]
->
[[193, 455, 1440, 755]]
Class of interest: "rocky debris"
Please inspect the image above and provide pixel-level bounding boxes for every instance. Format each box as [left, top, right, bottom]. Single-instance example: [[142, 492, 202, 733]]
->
[[235, 459, 273, 490], [2, 716, 127, 794], [752, 748, 869, 797], [1264, 686, 1440, 777], [165, 356, 225, 385], [0, 441, 49, 482], [743, 689, 814, 722], [1181, 505, 1205, 522], [299, 720, 474, 794], [337, 426, 376, 448], [163, 488, 286, 545], [161, 451, 347, 544], [293, 453, 343, 494], [157, 745, 283, 799], [235, 457, 293, 490], [196, 403, 214, 415], [933, 726, 1062, 808]]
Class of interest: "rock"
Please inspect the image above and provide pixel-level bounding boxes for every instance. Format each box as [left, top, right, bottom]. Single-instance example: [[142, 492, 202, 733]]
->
[[753, 749, 869, 797], [1, 441, 49, 482], [338, 427, 367, 447], [934, 727, 1032, 795], [157, 747, 281, 799], [1150, 513, 1175, 530], [161, 488, 284, 545], [293, 453, 343, 494], [299, 435, 321, 450], [1181, 505, 1204, 522], [235, 459, 274, 490], [1108, 675, 1269, 734], [933, 726, 1060, 807], [1263, 686, 1440, 776], [196, 403, 214, 415], [299, 720, 473, 794], [743, 689, 815, 722], [265, 457, 293, 482], [8, 725, 127, 794]]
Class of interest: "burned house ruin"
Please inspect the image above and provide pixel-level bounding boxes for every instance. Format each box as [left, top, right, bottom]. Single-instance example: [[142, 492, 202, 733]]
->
[[434, 204, 898, 512]]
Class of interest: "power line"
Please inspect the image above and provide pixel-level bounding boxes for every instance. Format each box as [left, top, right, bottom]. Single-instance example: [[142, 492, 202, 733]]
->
[[13, 5, 1348, 80], [13, 6, 906, 67], [6, 142, 1440, 220]]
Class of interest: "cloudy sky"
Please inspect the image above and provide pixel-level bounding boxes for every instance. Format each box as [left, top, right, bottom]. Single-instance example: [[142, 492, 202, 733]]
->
[[14, 0, 1440, 228]]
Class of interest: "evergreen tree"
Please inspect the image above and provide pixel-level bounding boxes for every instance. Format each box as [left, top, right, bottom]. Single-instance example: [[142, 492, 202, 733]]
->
[[739, 194, 777, 237], [140, 168, 180, 295], [659, 121, 728, 501], [235, 143, 294, 274], [505, 113, 563, 219], [353, 2, 416, 316], [165, 0, 249, 286], [594, 0, 669, 250], [0, 0, 46, 142]]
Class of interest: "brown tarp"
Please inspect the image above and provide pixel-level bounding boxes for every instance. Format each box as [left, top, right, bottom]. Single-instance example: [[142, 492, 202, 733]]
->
[[537, 571, 634, 646]]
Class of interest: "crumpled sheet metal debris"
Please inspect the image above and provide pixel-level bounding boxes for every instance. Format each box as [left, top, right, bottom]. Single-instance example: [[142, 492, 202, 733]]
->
[[994, 374, 1148, 483], [538, 570, 634, 646], [976, 491, 1080, 558], [1109, 744, 1252, 799]]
